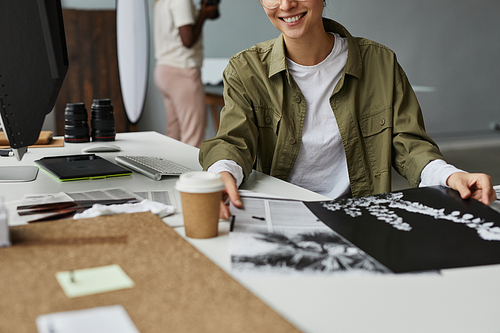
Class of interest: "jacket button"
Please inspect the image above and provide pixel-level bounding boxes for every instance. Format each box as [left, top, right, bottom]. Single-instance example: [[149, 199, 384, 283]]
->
[[380, 119, 385, 126], [294, 96, 301, 103], [265, 116, 272, 124], [289, 137, 296, 144]]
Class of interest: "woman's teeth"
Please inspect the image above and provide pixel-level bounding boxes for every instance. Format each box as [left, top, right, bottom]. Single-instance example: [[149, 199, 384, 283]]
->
[[283, 14, 303, 23]]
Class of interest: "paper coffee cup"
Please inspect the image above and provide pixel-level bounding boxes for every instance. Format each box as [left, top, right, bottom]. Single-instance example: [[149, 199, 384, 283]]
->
[[175, 171, 225, 239]]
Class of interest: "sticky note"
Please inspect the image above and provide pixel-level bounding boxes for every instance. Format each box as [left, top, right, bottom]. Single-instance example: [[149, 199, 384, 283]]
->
[[56, 264, 134, 298]]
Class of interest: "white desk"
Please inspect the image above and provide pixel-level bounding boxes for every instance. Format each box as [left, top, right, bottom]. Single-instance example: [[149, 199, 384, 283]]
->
[[2, 131, 500, 333], [0, 131, 325, 227]]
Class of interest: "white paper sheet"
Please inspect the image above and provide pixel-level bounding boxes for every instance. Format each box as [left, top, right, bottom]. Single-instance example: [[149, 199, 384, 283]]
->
[[36, 305, 139, 333], [229, 195, 392, 277]]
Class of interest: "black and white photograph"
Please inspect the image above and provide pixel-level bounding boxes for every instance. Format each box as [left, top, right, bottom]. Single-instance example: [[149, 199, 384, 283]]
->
[[230, 196, 390, 276], [306, 186, 500, 273]]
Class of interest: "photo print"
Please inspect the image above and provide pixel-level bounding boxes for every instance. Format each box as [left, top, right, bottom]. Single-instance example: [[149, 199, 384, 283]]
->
[[305, 186, 500, 273], [230, 196, 390, 276]]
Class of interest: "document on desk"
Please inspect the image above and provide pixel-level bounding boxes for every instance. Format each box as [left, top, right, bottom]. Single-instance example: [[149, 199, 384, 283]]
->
[[230, 186, 500, 276], [36, 305, 139, 333], [6, 188, 177, 226], [229, 195, 392, 277], [491, 184, 500, 213], [6, 188, 139, 226], [133, 189, 178, 207]]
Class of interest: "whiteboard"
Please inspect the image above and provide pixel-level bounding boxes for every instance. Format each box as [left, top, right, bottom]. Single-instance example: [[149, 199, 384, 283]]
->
[[116, 0, 149, 124]]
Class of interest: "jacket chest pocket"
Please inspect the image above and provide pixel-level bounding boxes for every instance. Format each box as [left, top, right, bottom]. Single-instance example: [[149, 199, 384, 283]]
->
[[359, 107, 393, 176], [255, 106, 281, 134], [254, 106, 281, 172]]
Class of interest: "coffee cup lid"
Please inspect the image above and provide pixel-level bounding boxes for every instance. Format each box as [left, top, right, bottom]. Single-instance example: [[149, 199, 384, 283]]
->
[[175, 171, 225, 193]]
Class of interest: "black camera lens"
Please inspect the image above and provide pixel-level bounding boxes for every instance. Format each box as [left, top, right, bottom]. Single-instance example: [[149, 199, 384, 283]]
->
[[64, 102, 90, 143], [202, 0, 220, 19], [91, 98, 116, 141]]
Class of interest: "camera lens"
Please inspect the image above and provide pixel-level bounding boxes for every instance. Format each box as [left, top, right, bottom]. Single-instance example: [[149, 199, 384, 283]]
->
[[64, 102, 90, 143], [201, 0, 220, 19], [91, 98, 116, 141]]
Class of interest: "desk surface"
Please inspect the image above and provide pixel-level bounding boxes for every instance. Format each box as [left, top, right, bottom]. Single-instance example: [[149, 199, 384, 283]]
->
[[2, 131, 500, 333], [0, 132, 326, 225]]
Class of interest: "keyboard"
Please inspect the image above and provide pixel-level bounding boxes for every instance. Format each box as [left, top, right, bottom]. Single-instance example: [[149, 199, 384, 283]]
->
[[115, 156, 192, 181]]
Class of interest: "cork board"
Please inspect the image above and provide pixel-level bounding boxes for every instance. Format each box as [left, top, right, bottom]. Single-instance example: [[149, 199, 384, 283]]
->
[[0, 213, 300, 333]]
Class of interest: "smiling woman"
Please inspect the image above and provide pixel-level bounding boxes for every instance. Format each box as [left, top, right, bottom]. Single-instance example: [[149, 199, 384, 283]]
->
[[260, 0, 330, 65], [199, 0, 497, 219]]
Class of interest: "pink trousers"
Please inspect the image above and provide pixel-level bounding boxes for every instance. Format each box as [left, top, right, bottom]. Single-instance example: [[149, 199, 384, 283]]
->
[[154, 64, 206, 148]]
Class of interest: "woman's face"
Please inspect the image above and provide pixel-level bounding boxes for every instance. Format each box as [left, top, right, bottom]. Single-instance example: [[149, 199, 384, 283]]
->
[[263, 0, 325, 41]]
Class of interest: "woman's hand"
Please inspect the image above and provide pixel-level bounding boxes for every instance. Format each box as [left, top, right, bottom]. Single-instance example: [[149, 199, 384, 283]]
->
[[219, 171, 243, 219], [446, 172, 497, 205]]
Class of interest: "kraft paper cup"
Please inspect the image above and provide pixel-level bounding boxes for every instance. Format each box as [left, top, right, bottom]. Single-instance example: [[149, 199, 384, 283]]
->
[[175, 171, 225, 239]]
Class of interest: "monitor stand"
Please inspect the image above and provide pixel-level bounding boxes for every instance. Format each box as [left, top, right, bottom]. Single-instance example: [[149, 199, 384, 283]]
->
[[0, 166, 38, 182]]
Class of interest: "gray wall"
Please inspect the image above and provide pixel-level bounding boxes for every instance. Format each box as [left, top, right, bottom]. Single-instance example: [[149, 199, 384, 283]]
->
[[325, 0, 500, 139], [62, 0, 500, 140]]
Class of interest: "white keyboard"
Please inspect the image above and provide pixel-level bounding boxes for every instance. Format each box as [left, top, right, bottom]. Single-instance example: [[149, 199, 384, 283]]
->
[[115, 156, 192, 181]]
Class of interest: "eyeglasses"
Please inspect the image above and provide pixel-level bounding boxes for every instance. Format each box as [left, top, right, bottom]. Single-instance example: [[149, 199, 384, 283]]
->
[[257, 0, 307, 10]]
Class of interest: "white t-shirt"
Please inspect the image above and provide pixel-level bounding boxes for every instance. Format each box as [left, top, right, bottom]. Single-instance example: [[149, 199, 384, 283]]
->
[[208, 34, 462, 199], [286, 33, 350, 199], [154, 0, 203, 68]]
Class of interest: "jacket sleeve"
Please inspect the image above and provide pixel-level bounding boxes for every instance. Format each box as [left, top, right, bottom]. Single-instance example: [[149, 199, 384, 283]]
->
[[391, 62, 444, 187], [199, 60, 259, 183]]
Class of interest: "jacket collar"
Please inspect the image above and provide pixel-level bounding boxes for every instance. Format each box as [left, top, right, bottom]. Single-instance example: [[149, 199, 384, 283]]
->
[[323, 18, 362, 79], [267, 18, 363, 79], [269, 34, 287, 78]]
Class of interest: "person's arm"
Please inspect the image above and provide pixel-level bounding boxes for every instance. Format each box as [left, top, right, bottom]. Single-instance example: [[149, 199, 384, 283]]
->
[[207, 160, 244, 218], [390, 63, 496, 205], [207, 160, 244, 187], [219, 172, 242, 219], [200, 60, 260, 217], [391, 62, 444, 187], [420, 159, 496, 205], [199, 60, 260, 185], [446, 172, 497, 205], [419, 159, 464, 187], [178, 1, 218, 48]]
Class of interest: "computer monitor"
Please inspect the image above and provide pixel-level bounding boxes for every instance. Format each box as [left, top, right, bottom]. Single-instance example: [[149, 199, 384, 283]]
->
[[0, 0, 69, 161]]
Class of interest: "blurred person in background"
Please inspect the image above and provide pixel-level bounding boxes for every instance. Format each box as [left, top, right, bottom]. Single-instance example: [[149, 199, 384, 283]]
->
[[154, 0, 219, 147]]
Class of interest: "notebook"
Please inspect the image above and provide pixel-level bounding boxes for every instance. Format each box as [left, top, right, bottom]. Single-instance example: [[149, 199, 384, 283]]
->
[[35, 154, 132, 181]]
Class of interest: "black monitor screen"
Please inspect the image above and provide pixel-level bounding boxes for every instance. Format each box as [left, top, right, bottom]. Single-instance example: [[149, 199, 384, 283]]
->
[[0, 0, 68, 160]]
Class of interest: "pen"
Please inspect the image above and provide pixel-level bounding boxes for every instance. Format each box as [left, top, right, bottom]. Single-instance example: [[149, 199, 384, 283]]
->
[[230, 215, 235, 232], [0, 149, 13, 157]]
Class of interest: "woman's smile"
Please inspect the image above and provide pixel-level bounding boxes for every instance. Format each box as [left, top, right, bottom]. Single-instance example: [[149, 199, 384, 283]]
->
[[280, 12, 306, 24], [264, 0, 325, 42]]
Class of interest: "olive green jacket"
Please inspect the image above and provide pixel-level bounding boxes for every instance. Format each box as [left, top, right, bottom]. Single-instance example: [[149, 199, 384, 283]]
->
[[199, 18, 444, 198]]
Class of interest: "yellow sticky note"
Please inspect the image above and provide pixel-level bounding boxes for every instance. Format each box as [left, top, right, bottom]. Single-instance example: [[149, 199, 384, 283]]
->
[[56, 264, 135, 298]]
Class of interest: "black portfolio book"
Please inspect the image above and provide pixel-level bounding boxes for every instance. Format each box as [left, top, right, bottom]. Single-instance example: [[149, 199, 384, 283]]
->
[[35, 154, 132, 181], [305, 186, 500, 273]]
